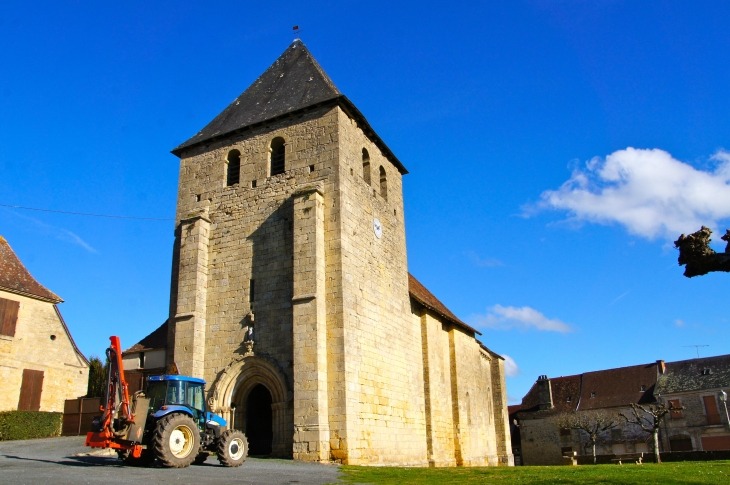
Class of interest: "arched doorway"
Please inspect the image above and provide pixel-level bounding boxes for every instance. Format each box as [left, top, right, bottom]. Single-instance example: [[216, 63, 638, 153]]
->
[[246, 384, 273, 455]]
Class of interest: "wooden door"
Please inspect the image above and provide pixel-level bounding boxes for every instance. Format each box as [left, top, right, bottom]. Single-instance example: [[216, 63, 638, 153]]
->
[[18, 369, 44, 411]]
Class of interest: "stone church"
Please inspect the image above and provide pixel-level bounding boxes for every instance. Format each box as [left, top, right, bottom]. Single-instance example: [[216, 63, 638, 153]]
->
[[124, 40, 512, 466]]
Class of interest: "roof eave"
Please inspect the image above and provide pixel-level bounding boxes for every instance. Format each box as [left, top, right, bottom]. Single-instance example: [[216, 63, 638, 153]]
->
[[0, 285, 63, 304], [410, 293, 482, 336]]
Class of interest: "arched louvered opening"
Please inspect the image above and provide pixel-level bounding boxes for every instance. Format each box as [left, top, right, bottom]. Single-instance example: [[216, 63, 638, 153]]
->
[[227, 149, 241, 186], [270, 137, 286, 176], [362, 148, 371, 185], [379, 166, 387, 201]]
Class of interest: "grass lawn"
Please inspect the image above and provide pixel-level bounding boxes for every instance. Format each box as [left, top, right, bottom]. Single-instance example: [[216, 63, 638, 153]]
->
[[338, 461, 730, 484]]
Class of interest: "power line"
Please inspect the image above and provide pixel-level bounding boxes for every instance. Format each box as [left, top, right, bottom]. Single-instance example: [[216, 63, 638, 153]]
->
[[0, 203, 174, 221]]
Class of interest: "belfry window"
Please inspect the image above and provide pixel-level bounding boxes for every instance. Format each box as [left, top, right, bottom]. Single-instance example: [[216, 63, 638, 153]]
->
[[227, 150, 241, 186], [270, 137, 286, 176], [379, 166, 387, 201], [362, 148, 371, 185]]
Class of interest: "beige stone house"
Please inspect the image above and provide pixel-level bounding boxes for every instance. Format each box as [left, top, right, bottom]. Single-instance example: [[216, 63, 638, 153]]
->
[[124, 40, 512, 466], [516, 363, 659, 465], [0, 236, 89, 412], [655, 355, 730, 452]]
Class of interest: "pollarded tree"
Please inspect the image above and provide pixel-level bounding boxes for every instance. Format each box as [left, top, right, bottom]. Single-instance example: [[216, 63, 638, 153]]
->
[[555, 410, 617, 464], [619, 402, 683, 463], [675, 226, 730, 277]]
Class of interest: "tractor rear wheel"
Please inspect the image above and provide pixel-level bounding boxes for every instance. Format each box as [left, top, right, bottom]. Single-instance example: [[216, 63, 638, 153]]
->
[[151, 413, 201, 468], [216, 429, 248, 467]]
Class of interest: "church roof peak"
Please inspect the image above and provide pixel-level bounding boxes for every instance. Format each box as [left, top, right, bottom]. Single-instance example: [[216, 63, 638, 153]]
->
[[173, 40, 341, 153], [172, 41, 408, 174]]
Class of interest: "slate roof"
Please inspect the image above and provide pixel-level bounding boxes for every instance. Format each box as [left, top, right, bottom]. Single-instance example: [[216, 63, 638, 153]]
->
[[408, 273, 481, 336], [172, 40, 407, 174], [124, 320, 168, 353], [655, 354, 730, 395], [0, 236, 62, 303]]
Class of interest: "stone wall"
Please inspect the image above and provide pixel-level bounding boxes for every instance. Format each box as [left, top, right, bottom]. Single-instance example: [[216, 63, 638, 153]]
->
[[0, 291, 88, 412], [167, 104, 511, 465]]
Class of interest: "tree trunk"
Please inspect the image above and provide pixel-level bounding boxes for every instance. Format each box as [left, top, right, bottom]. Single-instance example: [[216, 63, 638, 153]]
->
[[653, 430, 661, 464], [592, 441, 596, 465]]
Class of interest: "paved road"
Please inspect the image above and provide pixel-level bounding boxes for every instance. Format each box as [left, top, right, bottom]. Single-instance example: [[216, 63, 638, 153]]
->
[[0, 436, 342, 485]]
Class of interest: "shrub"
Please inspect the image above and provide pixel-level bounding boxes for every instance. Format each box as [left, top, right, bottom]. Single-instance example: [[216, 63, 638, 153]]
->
[[0, 411, 62, 441]]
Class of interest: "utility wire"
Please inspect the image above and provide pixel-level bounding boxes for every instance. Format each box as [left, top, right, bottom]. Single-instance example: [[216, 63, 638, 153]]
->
[[0, 203, 174, 221]]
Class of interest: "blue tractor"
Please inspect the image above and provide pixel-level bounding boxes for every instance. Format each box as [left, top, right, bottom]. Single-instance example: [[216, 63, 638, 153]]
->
[[86, 337, 248, 468]]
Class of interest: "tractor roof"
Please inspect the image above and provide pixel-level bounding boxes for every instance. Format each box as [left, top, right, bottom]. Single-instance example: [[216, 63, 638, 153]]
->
[[149, 375, 206, 385]]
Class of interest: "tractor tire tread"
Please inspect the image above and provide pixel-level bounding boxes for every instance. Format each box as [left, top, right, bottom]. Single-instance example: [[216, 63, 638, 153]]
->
[[151, 413, 200, 468], [216, 429, 248, 467]]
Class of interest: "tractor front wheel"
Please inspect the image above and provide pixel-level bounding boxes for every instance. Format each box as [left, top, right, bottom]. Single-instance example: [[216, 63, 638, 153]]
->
[[151, 413, 201, 468], [216, 429, 248, 467]]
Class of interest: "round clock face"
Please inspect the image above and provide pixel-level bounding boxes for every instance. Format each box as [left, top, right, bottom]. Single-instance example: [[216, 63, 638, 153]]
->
[[373, 218, 383, 239]]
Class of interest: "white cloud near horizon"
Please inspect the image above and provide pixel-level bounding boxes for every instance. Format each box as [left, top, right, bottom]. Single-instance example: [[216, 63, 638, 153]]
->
[[530, 148, 730, 240], [501, 354, 521, 377], [471, 304, 573, 333]]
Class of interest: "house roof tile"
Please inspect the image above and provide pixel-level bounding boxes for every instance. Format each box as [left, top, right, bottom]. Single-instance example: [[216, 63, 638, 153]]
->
[[408, 273, 481, 336], [0, 236, 62, 303]]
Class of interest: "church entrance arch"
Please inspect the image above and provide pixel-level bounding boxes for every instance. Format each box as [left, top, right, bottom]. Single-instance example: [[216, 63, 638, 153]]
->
[[209, 355, 292, 458], [239, 384, 273, 455]]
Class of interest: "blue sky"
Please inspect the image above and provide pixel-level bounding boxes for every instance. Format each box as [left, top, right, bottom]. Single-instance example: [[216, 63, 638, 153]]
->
[[2, 1, 729, 403]]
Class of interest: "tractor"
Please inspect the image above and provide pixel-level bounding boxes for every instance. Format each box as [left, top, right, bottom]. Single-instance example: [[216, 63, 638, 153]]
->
[[85, 336, 248, 468]]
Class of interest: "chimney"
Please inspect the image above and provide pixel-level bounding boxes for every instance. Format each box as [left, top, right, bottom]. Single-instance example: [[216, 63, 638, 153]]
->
[[537, 375, 553, 411], [657, 360, 666, 375]]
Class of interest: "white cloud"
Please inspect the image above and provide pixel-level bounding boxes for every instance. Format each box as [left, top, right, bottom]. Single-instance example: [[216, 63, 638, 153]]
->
[[501, 354, 521, 378], [531, 148, 730, 240], [675, 319, 686, 327], [464, 251, 504, 267], [471, 304, 573, 333]]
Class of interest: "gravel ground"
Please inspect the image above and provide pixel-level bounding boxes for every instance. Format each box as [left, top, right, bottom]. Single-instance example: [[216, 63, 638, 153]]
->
[[0, 436, 342, 485]]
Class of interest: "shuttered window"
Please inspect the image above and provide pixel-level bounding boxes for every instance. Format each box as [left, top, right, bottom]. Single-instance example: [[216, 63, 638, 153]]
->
[[18, 369, 44, 411], [701, 435, 730, 451], [669, 399, 683, 419], [0, 297, 20, 337], [704, 395, 722, 425]]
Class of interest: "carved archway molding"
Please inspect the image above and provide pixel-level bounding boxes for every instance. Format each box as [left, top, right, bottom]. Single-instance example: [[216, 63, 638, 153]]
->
[[209, 354, 293, 457]]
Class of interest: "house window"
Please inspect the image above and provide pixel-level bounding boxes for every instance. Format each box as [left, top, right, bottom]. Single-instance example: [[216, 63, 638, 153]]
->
[[702, 368, 712, 375], [670, 435, 693, 451], [704, 395, 722, 425], [669, 399, 683, 419], [611, 429, 622, 440], [379, 166, 387, 200], [640, 385, 646, 392], [249, 279, 255, 308], [560, 428, 571, 436], [138, 352, 145, 369], [0, 297, 20, 337], [227, 150, 241, 186], [362, 149, 371, 185], [567, 396, 572, 403], [590, 391, 596, 398], [270, 137, 286, 176]]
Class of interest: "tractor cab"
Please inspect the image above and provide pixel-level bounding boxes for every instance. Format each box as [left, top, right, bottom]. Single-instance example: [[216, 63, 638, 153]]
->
[[144, 375, 226, 431]]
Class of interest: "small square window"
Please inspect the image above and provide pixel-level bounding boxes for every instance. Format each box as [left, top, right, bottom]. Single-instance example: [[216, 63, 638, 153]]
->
[[566, 396, 572, 402], [251, 180, 257, 188], [590, 392, 596, 398], [702, 368, 712, 375], [309, 165, 315, 173], [640, 385, 646, 392], [195, 194, 201, 202]]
